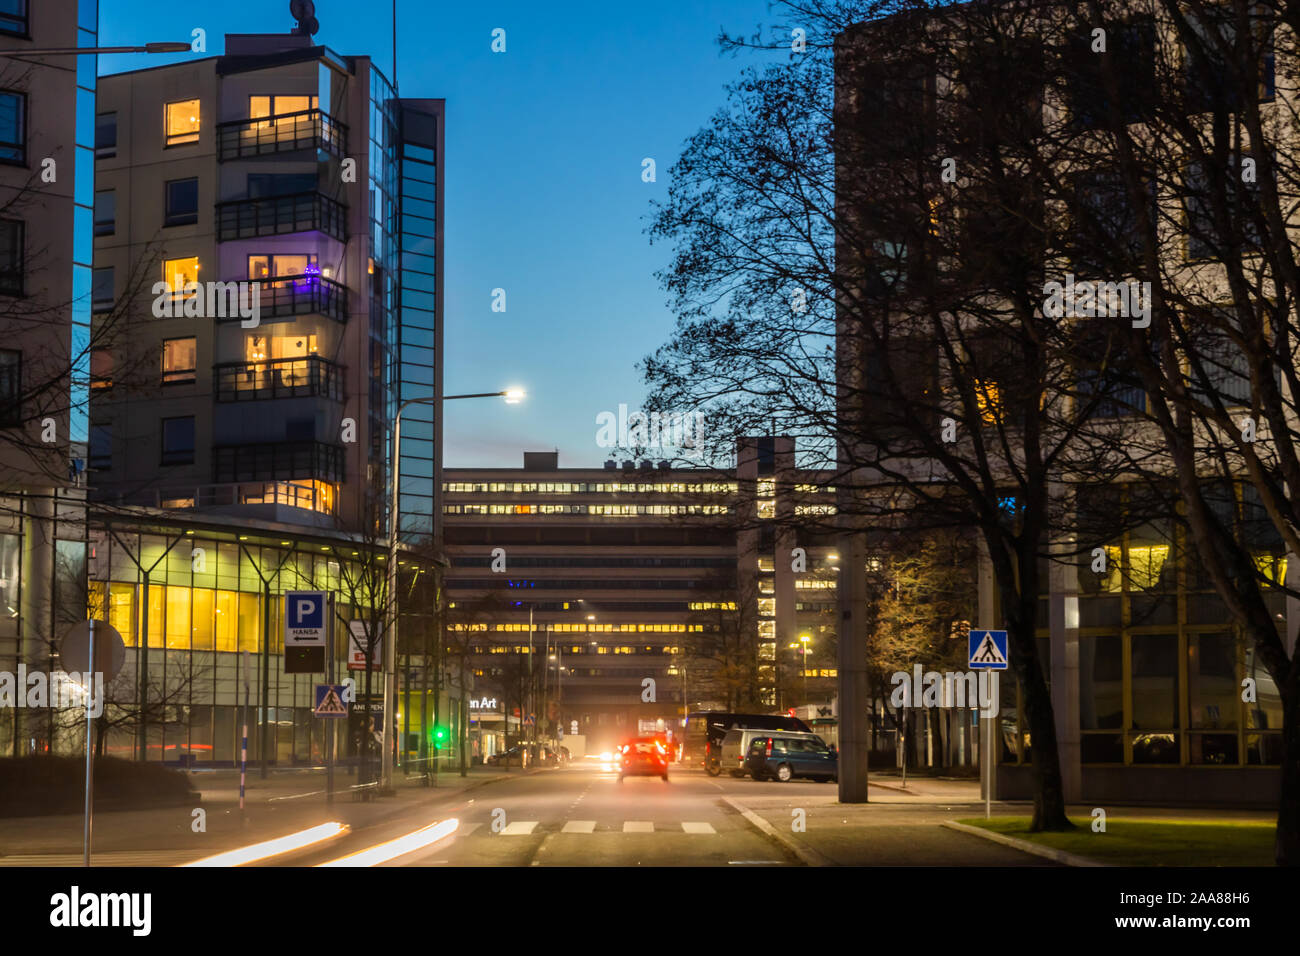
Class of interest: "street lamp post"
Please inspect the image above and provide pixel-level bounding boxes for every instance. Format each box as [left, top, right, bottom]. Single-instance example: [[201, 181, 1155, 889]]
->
[[1, 42, 192, 57], [382, 388, 523, 793]]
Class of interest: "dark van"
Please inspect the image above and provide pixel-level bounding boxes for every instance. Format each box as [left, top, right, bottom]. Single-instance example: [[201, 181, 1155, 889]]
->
[[681, 712, 813, 775]]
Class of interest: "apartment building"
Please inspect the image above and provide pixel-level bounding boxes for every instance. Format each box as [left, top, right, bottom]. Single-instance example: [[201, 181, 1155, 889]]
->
[[833, 3, 1290, 806], [0, 0, 97, 757], [81, 26, 449, 764], [443, 441, 840, 754]]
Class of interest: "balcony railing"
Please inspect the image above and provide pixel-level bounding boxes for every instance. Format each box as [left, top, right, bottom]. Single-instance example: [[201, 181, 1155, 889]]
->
[[212, 440, 343, 484], [213, 273, 348, 324], [214, 355, 344, 402], [156, 480, 336, 516], [215, 191, 347, 242], [216, 109, 347, 161]]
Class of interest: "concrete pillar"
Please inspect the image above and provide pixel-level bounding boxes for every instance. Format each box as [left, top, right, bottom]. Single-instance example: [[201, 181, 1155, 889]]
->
[[20, 490, 55, 754]]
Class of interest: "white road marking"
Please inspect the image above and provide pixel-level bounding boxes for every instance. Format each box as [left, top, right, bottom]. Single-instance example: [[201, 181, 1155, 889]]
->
[[501, 821, 538, 835], [681, 822, 716, 834], [623, 821, 654, 833], [562, 820, 596, 833]]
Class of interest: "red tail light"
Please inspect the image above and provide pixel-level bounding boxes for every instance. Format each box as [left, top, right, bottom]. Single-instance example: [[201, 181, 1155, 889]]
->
[[705, 741, 711, 755], [765, 738, 773, 757]]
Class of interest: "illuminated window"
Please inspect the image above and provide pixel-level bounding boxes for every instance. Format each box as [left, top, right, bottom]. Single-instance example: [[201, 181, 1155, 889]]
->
[[1126, 544, 1169, 590], [165, 98, 201, 146], [247, 253, 316, 280], [973, 379, 1001, 425], [163, 256, 199, 296], [249, 94, 318, 127], [162, 337, 196, 385]]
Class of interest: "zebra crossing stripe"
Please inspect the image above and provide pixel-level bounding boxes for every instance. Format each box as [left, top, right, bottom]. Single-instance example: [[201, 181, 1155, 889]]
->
[[623, 821, 654, 833], [562, 820, 596, 833], [681, 822, 716, 834], [500, 821, 538, 835]]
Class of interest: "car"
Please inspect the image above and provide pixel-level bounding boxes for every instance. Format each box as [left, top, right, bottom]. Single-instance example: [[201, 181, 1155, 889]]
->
[[617, 736, 670, 782], [682, 712, 814, 773], [485, 745, 526, 767], [719, 728, 825, 778], [743, 733, 838, 782]]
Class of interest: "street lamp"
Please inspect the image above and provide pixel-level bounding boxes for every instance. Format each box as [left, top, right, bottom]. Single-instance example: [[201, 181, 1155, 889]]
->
[[382, 388, 524, 792], [788, 633, 812, 706], [1, 42, 193, 57]]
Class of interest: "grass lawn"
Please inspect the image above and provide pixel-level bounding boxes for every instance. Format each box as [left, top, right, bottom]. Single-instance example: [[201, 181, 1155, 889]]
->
[[957, 816, 1276, 866]]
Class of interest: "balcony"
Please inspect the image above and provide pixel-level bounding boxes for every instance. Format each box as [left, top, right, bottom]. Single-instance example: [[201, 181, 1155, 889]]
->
[[214, 355, 344, 402], [156, 479, 336, 516], [215, 192, 347, 242], [214, 273, 348, 324], [216, 109, 347, 161], [212, 440, 343, 484]]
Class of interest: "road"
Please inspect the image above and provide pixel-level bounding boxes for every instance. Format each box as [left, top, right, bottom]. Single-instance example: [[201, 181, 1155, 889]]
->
[[272, 759, 1051, 867]]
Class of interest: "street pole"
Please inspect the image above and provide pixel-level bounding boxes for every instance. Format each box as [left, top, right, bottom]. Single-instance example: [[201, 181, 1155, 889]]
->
[[240, 649, 249, 814], [528, 604, 534, 750], [83, 619, 95, 868], [326, 604, 334, 806], [382, 390, 521, 793]]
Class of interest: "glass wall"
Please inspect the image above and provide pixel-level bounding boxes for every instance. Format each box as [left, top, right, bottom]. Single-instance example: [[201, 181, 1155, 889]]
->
[[87, 530, 382, 764], [1012, 483, 1286, 768]]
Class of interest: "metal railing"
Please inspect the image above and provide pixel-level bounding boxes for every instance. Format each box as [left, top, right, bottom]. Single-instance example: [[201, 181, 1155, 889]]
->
[[214, 355, 344, 402], [212, 274, 348, 324], [215, 191, 347, 242], [216, 108, 347, 161], [211, 440, 344, 484]]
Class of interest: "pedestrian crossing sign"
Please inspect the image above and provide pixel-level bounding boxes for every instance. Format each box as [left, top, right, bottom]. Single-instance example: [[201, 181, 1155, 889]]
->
[[968, 630, 1009, 670], [314, 683, 349, 717]]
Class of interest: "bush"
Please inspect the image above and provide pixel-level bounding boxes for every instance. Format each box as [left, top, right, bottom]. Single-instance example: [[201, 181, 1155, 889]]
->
[[0, 757, 199, 817]]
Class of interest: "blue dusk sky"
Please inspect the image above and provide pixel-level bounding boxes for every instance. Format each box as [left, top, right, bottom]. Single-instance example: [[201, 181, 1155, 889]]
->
[[100, 0, 791, 467]]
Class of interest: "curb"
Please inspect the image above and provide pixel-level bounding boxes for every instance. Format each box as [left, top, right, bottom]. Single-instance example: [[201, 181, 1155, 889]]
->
[[941, 820, 1108, 867], [721, 796, 836, 867]]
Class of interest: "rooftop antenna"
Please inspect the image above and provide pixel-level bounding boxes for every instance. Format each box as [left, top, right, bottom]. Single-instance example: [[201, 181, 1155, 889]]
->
[[289, 0, 318, 37]]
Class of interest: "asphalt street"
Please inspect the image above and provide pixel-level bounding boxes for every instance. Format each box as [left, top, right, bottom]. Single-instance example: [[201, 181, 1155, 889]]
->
[[274, 760, 1053, 867]]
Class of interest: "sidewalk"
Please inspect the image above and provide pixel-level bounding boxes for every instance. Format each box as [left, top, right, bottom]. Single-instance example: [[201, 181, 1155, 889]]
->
[[0, 764, 547, 864], [723, 775, 1275, 866]]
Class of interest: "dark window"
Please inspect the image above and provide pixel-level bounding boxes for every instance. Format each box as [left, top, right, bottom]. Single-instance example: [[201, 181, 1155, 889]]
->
[[0, 349, 18, 426], [0, 0, 28, 37], [1070, 166, 1156, 273], [0, 219, 21, 296], [94, 191, 115, 236], [1067, 18, 1157, 128], [92, 267, 114, 312], [1185, 306, 1254, 407], [161, 416, 195, 465], [95, 112, 117, 158], [0, 91, 24, 164], [961, 37, 1044, 146], [1184, 4, 1274, 113], [164, 178, 199, 227], [1185, 152, 1266, 260], [247, 172, 317, 198], [89, 422, 111, 470]]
